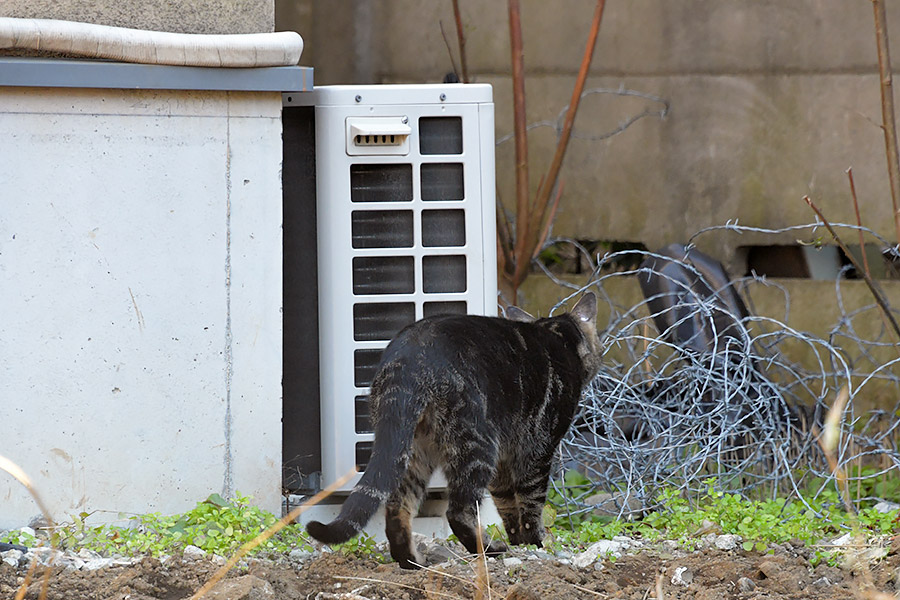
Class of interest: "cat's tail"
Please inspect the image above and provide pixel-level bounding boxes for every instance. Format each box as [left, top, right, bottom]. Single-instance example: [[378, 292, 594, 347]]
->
[[306, 381, 422, 544]]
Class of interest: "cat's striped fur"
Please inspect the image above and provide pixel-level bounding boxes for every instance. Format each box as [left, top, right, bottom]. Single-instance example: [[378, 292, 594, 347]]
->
[[306, 293, 602, 569]]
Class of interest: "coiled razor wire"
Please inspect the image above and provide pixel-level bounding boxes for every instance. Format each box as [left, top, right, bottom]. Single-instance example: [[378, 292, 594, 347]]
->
[[544, 222, 900, 523]]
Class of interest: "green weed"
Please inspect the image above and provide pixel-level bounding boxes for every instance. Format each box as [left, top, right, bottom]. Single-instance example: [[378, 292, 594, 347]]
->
[[1, 492, 314, 558]]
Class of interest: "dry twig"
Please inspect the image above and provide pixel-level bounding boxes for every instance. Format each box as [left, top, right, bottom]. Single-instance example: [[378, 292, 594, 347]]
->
[[1, 454, 56, 600], [451, 0, 469, 83]]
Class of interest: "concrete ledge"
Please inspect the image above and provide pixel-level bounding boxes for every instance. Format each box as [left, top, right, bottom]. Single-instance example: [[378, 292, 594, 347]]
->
[[0, 57, 313, 91]]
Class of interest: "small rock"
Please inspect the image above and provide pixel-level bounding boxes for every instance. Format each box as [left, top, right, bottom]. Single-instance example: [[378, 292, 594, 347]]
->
[[503, 557, 523, 568], [425, 544, 456, 565], [1, 549, 23, 566], [830, 532, 853, 547], [557, 559, 571, 566], [83, 558, 114, 570], [874, 501, 900, 514], [530, 550, 553, 560], [858, 546, 889, 564], [77, 548, 101, 560], [671, 566, 693, 586], [737, 576, 756, 593], [182, 545, 206, 561], [60, 556, 86, 571], [715, 534, 742, 551], [758, 560, 782, 579], [204, 574, 274, 600], [289, 548, 313, 563], [572, 551, 596, 570], [555, 550, 573, 560], [573, 539, 628, 568], [29, 547, 63, 566], [812, 576, 832, 587], [28, 516, 51, 531], [17, 527, 36, 539]]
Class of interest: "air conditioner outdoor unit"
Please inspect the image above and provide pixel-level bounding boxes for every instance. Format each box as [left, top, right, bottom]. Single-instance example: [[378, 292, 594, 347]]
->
[[282, 84, 497, 494]]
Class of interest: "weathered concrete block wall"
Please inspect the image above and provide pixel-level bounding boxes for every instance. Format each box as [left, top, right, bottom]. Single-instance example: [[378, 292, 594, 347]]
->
[[282, 0, 900, 275], [1, 0, 274, 33], [0, 87, 283, 528]]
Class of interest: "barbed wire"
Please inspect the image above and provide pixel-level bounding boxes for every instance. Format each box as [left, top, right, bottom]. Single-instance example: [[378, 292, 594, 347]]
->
[[544, 224, 900, 524]]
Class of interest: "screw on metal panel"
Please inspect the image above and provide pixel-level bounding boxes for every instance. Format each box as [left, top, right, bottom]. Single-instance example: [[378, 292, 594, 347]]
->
[[440, 93, 447, 101], [355, 95, 362, 103], [401, 116, 409, 124]]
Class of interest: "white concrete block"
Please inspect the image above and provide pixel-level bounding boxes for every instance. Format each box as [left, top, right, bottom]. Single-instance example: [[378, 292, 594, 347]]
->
[[0, 87, 283, 528]]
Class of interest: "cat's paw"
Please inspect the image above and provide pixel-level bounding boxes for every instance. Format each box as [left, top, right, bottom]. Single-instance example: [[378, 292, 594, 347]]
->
[[391, 547, 424, 570]]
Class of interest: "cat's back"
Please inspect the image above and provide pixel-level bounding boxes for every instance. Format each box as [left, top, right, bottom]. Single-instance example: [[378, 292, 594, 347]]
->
[[383, 313, 541, 361], [377, 312, 584, 381]]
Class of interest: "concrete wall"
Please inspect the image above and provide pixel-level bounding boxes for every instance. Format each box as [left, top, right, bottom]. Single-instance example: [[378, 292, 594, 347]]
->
[[1, 0, 274, 34], [0, 87, 283, 528], [280, 0, 900, 276]]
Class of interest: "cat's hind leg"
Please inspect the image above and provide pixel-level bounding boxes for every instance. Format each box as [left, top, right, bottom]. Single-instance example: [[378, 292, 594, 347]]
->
[[488, 460, 525, 545], [507, 460, 553, 546], [385, 441, 436, 569], [444, 438, 509, 557]]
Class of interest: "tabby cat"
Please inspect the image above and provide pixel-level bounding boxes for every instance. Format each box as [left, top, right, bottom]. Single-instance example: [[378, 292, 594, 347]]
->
[[306, 292, 602, 569]]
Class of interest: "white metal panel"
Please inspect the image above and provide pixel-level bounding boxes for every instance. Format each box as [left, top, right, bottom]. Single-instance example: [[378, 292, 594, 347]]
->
[[301, 84, 496, 491]]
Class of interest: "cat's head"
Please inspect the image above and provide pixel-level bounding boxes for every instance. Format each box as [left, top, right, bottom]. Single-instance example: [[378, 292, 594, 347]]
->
[[505, 293, 603, 378]]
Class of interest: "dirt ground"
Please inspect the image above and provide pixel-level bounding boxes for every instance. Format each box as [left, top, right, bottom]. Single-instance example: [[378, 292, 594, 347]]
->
[[3, 539, 900, 600]]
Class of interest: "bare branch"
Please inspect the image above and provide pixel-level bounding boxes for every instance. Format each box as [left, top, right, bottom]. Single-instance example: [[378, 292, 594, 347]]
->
[[872, 0, 900, 244], [451, 0, 469, 83]]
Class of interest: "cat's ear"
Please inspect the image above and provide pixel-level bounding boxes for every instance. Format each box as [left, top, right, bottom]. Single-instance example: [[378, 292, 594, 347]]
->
[[505, 305, 536, 323], [571, 292, 597, 322]]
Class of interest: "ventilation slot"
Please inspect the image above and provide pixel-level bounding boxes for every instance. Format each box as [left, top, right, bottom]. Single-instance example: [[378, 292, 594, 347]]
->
[[351, 164, 413, 203], [354, 349, 384, 387], [355, 134, 403, 146], [422, 209, 466, 247], [356, 442, 373, 471], [421, 163, 464, 201], [424, 301, 467, 317], [347, 117, 411, 156], [420, 116, 463, 154], [423, 255, 467, 293], [351, 210, 413, 249], [353, 302, 416, 341], [355, 396, 373, 433], [353, 256, 414, 295]]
